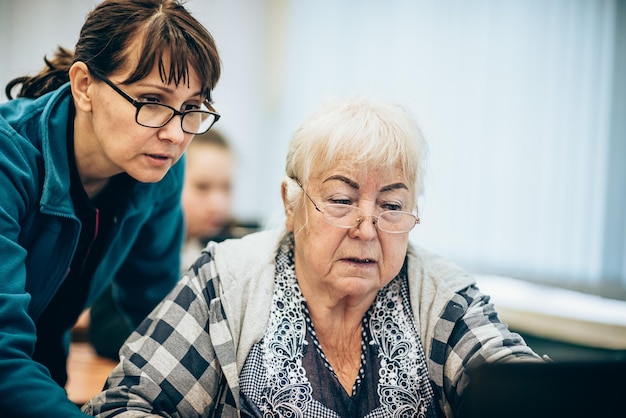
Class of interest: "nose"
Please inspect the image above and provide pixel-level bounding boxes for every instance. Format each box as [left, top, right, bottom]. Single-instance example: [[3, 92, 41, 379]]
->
[[350, 214, 378, 240], [158, 115, 186, 144]]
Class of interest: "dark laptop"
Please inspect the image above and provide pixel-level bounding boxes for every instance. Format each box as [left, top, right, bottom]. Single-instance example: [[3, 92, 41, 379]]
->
[[457, 360, 626, 418]]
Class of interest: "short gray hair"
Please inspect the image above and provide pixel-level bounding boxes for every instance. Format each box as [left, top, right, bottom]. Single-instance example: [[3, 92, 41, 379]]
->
[[284, 97, 428, 210]]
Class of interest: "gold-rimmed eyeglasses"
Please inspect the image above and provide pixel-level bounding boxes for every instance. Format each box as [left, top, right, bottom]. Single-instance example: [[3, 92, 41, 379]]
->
[[293, 178, 420, 234]]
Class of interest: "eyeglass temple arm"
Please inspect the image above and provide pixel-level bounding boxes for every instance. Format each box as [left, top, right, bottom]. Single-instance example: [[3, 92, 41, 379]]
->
[[292, 177, 323, 213]]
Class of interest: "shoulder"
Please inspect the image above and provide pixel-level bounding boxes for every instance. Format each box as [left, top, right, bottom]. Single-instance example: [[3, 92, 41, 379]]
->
[[0, 83, 71, 133], [199, 229, 283, 304], [0, 85, 72, 178], [0, 96, 41, 133], [0, 88, 74, 208], [185, 229, 282, 351], [406, 243, 478, 356], [210, 229, 283, 274], [188, 229, 283, 291]]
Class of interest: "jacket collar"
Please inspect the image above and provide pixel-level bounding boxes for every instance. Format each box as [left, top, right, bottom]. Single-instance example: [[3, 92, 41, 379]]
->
[[38, 83, 74, 215]]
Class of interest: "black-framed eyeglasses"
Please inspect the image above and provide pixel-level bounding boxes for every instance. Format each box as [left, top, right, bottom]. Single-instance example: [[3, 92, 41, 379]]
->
[[91, 71, 220, 135], [293, 178, 420, 234]]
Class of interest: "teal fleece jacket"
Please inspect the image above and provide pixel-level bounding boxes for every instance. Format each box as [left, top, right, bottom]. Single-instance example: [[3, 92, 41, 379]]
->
[[0, 83, 184, 417]]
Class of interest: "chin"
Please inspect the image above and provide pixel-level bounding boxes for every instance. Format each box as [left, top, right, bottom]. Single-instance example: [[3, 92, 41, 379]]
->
[[131, 171, 168, 184], [338, 276, 382, 293]]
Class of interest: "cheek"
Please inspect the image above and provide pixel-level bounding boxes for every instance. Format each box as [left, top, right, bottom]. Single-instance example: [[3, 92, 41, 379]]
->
[[182, 191, 202, 216], [101, 125, 151, 161], [296, 223, 342, 259], [382, 237, 409, 270], [181, 189, 193, 207], [180, 136, 195, 153], [209, 189, 230, 204], [94, 100, 135, 135]]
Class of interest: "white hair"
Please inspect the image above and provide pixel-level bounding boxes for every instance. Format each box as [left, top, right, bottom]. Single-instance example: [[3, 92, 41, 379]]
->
[[283, 97, 428, 212]]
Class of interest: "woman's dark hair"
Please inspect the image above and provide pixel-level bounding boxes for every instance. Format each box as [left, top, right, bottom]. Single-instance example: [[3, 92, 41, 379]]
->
[[5, 0, 221, 102]]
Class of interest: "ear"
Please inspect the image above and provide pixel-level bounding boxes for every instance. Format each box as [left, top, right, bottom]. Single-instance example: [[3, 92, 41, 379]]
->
[[281, 180, 295, 231], [68, 61, 94, 112]]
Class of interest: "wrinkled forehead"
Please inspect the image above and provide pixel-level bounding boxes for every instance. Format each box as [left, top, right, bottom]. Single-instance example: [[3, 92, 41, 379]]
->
[[311, 156, 412, 190]]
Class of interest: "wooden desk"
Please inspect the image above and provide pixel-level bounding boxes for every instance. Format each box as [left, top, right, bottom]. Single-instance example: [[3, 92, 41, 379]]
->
[[66, 342, 118, 406]]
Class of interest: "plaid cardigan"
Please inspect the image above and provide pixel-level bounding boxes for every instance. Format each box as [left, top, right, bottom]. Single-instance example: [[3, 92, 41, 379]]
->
[[83, 229, 540, 417]]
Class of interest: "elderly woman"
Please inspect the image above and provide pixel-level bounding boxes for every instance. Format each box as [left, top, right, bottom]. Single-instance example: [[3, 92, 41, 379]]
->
[[83, 98, 541, 417]]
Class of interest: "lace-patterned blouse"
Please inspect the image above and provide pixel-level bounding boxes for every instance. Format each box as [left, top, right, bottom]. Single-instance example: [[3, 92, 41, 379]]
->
[[239, 236, 439, 417]]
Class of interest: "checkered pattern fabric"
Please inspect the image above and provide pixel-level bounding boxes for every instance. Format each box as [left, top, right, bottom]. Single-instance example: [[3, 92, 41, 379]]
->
[[82, 230, 541, 417], [83, 250, 240, 417]]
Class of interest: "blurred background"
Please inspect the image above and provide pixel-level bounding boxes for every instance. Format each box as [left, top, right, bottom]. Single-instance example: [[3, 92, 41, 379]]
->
[[1, 0, 624, 309]]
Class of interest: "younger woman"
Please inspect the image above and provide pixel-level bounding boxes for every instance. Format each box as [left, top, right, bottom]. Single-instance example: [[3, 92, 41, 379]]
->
[[0, 1, 221, 416]]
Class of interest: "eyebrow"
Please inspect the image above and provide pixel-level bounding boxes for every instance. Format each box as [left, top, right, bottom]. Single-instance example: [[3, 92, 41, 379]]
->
[[381, 182, 409, 192], [134, 81, 203, 99], [322, 175, 409, 193], [323, 175, 358, 188]]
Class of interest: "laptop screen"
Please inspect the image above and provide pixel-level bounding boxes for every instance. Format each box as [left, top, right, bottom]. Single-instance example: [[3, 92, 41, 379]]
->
[[457, 360, 626, 418]]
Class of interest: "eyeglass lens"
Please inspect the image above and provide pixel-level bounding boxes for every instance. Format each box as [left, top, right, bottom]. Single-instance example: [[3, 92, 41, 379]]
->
[[323, 204, 417, 233], [137, 104, 217, 134]]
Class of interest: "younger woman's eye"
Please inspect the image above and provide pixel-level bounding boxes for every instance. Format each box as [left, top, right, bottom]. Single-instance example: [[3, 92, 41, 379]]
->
[[183, 103, 202, 111], [139, 96, 160, 103]]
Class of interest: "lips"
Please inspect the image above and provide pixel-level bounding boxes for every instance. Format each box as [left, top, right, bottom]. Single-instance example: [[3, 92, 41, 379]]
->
[[146, 153, 171, 160], [345, 257, 375, 264]]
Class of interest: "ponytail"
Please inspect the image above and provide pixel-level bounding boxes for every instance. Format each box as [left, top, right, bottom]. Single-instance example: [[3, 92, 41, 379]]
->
[[5, 46, 74, 100]]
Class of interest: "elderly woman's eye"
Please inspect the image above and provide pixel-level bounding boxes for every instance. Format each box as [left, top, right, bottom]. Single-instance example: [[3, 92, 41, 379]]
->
[[383, 203, 403, 211], [330, 198, 352, 205]]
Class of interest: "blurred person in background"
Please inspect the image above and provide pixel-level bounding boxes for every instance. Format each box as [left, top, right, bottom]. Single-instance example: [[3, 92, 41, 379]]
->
[[0, 0, 221, 416], [180, 129, 260, 270], [83, 97, 543, 418]]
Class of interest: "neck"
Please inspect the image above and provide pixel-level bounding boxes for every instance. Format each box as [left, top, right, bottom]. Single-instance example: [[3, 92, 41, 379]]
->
[[73, 114, 116, 199], [312, 311, 363, 393], [82, 177, 110, 199]]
